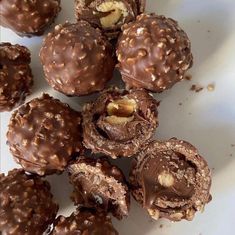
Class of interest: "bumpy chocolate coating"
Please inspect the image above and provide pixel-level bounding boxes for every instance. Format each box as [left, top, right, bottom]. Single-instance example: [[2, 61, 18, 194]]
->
[[130, 139, 212, 221], [40, 21, 115, 96], [116, 13, 193, 92], [0, 0, 61, 37], [7, 94, 82, 176], [0, 43, 33, 112], [75, 0, 145, 40], [82, 87, 159, 158], [68, 156, 130, 219], [50, 209, 118, 235], [0, 169, 58, 235]]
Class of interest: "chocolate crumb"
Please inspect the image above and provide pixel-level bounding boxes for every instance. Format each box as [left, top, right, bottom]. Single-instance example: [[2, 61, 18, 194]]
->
[[159, 224, 163, 228], [190, 84, 204, 93], [184, 74, 192, 81], [207, 83, 215, 91], [179, 102, 183, 106]]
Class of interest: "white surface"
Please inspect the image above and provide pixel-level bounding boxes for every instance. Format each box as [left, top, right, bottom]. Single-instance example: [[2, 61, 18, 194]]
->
[[1, 0, 235, 234]]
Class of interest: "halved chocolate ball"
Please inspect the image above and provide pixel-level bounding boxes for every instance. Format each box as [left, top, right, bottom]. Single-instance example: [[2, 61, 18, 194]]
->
[[68, 156, 130, 219], [75, 0, 146, 40], [0, 0, 61, 37], [7, 94, 83, 176], [0, 43, 33, 112], [116, 13, 193, 92], [0, 169, 58, 235], [50, 209, 118, 235], [130, 139, 212, 221], [40, 21, 115, 96], [82, 87, 159, 158]]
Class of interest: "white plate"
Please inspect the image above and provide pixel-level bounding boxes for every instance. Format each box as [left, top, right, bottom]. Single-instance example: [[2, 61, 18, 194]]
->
[[1, 0, 235, 234]]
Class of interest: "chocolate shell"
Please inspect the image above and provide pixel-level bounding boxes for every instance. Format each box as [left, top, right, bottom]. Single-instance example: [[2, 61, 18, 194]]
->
[[130, 139, 212, 221], [75, 0, 145, 40], [68, 156, 130, 219], [82, 87, 159, 158]]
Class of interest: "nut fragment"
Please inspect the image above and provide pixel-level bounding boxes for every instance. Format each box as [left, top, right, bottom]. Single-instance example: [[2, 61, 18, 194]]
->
[[97, 1, 128, 28], [158, 171, 174, 187], [107, 98, 137, 117]]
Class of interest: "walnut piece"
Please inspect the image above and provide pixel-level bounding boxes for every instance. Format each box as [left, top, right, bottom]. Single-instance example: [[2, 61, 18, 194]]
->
[[96, 1, 128, 28]]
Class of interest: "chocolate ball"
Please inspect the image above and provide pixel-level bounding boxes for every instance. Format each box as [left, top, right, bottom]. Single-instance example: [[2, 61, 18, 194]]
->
[[50, 209, 118, 235], [68, 156, 130, 219], [75, 0, 146, 40], [0, 0, 61, 37], [130, 139, 212, 221], [82, 87, 159, 158], [0, 169, 58, 235], [116, 13, 193, 92], [7, 94, 83, 176], [0, 43, 33, 112], [40, 21, 115, 96]]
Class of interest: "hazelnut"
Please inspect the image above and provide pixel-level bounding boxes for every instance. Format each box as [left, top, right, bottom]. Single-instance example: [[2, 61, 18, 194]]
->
[[106, 98, 137, 124], [96, 1, 128, 28], [158, 171, 174, 187], [147, 209, 160, 220], [107, 98, 137, 117]]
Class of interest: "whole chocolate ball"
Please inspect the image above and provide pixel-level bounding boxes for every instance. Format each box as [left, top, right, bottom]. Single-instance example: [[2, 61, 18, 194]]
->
[[7, 94, 83, 176], [130, 139, 212, 221], [0, 169, 58, 235], [50, 209, 118, 235], [75, 0, 146, 40], [116, 13, 193, 92], [0, 0, 61, 37], [0, 43, 33, 112], [40, 21, 115, 96]]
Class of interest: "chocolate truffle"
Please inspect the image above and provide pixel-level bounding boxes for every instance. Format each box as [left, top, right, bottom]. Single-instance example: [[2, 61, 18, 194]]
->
[[0, 0, 61, 37], [82, 87, 159, 158], [0, 169, 58, 235], [7, 94, 83, 176], [130, 138, 212, 221], [116, 13, 193, 92], [40, 21, 115, 96], [75, 0, 146, 40], [50, 209, 118, 235], [68, 156, 130, 219], [0, 43, 33, 112]]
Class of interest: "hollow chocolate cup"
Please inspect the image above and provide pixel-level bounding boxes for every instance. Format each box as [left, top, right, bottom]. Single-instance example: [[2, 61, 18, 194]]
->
[[130, 138, 212, 221], [75, 0, 145, 40], [68, 156, 130, 220], [82, 87, 159, 158]]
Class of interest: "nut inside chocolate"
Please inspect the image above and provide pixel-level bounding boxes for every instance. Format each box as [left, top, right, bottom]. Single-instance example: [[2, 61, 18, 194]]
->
[[106, 98, 137, 124], [96, 1, 128, 28]]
